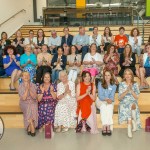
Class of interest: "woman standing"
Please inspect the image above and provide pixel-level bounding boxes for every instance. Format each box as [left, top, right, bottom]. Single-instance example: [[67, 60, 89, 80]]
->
[[37, 72, 57, 131], [3, 45, 21, 90], [12, 30, 25, 55], [76, 71, 99, 134], [18, 71, 38, 136], [67, 45, 81, 82], [101, 27, 114, 52], [119, 44, 136, 78], [118, 69, 141, 138], [54, 70, 77, 132], [97, 70, 116, 136], [20, 44, 37, 82], [83, 43, 103, 81]]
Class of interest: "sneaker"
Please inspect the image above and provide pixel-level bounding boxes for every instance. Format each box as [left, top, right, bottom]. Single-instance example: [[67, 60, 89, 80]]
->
[[139, 86, 144, 91], [62, 127, 69, 133]]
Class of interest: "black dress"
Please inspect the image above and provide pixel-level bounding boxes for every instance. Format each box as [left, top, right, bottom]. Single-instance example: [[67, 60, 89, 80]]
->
[[13, 38, 25, 55], [119, 53, 136, 78], [0, 39, 11, 55]]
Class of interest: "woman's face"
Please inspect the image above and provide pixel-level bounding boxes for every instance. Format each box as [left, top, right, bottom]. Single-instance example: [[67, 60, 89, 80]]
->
[[124, 70, 132, 81], [133, 29, 138, 36], [42, 45, 48, 53], [93, 28, 98, 34], [57, 48, 63, 55], [83, 73, 91, 83], [22, 72, 30, 82], [110, 46, 115, 53], [16, 31, 21, 37], [90, 44, 97, 54], [38, 30, 43, 37], [60, 73, 68, 82], [2, 33, 7, 39], [29, 31, 34, 38], [104, 71, 111, 83], [119, 29, 124, 35], [71, 46, 76, 54], [125, 45, 131, 54], [43, 73, 50, 83], [105, 28, 110, 34], [7, 48, 14, 55], [25, 45, 31, 53], [147, 45, 150, 53]]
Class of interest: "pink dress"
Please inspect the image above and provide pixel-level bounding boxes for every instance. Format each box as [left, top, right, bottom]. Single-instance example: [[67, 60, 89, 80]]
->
[[18, 82, 38, 129]]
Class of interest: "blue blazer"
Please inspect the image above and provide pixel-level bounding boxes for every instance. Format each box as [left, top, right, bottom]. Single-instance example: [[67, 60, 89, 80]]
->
[[51, 54, 67, 70], [61, 34, 73, 47]]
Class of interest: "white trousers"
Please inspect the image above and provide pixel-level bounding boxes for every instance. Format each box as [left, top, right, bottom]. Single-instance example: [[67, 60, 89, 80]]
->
[[68, 69, 78, 82], [100, 102, 114, 126]]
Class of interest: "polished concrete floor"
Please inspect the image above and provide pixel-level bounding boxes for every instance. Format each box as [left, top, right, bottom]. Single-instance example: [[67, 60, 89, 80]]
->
[[0, 128, 150, 150]]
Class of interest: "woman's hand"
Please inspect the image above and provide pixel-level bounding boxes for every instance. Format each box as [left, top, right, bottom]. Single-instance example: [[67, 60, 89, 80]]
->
[[106, 99, 112, 104], [40, 85, 45, 94]]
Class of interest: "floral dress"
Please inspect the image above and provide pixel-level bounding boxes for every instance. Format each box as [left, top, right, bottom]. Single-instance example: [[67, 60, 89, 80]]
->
[[37, 84, 57, 129], [54, 81, 77, 128], [103, 52, 119, 75], [118, 82, 141, 129]]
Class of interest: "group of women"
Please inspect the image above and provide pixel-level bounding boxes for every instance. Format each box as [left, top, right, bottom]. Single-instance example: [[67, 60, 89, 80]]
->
[[0, 26, 150, 139], [18, 68, 141, 139]]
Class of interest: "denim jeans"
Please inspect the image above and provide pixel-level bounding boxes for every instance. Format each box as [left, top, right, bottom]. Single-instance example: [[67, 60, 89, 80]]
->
[[51, 69, 61, 83]]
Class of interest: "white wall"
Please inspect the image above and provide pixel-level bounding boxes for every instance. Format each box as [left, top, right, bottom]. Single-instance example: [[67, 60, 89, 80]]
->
[[37, 0, 46, 19], [0, 0, 34, 37]]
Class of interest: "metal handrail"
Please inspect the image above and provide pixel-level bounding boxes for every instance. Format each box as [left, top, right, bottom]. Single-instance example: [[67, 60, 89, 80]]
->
[[144, 20, 150, 26], [0, 9, 26, 27]]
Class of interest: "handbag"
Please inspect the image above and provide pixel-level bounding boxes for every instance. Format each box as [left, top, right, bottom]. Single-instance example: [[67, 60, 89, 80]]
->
[[45, 123, 52, 139], [145, 117, 150, 132]]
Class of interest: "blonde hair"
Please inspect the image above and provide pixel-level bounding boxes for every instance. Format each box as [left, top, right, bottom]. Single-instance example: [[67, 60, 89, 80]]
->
[[122, 69, 135, 84]]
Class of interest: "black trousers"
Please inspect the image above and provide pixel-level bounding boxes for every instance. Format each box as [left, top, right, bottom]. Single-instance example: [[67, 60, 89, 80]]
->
[[36, 66, 52, 84]]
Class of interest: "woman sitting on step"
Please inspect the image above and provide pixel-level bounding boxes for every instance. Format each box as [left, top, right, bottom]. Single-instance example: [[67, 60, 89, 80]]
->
[[20, 44, 37, 83], [67, 45, 81, 82], [3, 45, 22, 90], [76, 71, 99, 134], [136, 42, 150, 90], [18, 71, 38, 137], [83, 43, 104, 82], [118, 68, 141, 138], [97, 70, 116, 136]]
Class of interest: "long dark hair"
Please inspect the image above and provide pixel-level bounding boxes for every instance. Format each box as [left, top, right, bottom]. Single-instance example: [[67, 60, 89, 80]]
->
[[103, 27, 112, 37], [37, 29, 45, 38], [101, 70, 115, 89]]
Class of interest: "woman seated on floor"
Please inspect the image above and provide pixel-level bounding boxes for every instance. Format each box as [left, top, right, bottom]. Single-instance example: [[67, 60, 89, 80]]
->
[[118, 69, 141, 138], [83, 43, 104, 82], [136, 42, 150, 90], [119, 44, 136, 78], [76, 71, 99, 134], [54, 70, 77, 133], [97, 70, 116, 136], [3, 45, 21, 90]]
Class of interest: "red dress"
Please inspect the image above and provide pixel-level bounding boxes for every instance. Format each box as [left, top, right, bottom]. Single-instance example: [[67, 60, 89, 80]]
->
[[77, 82, 93, 119]]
